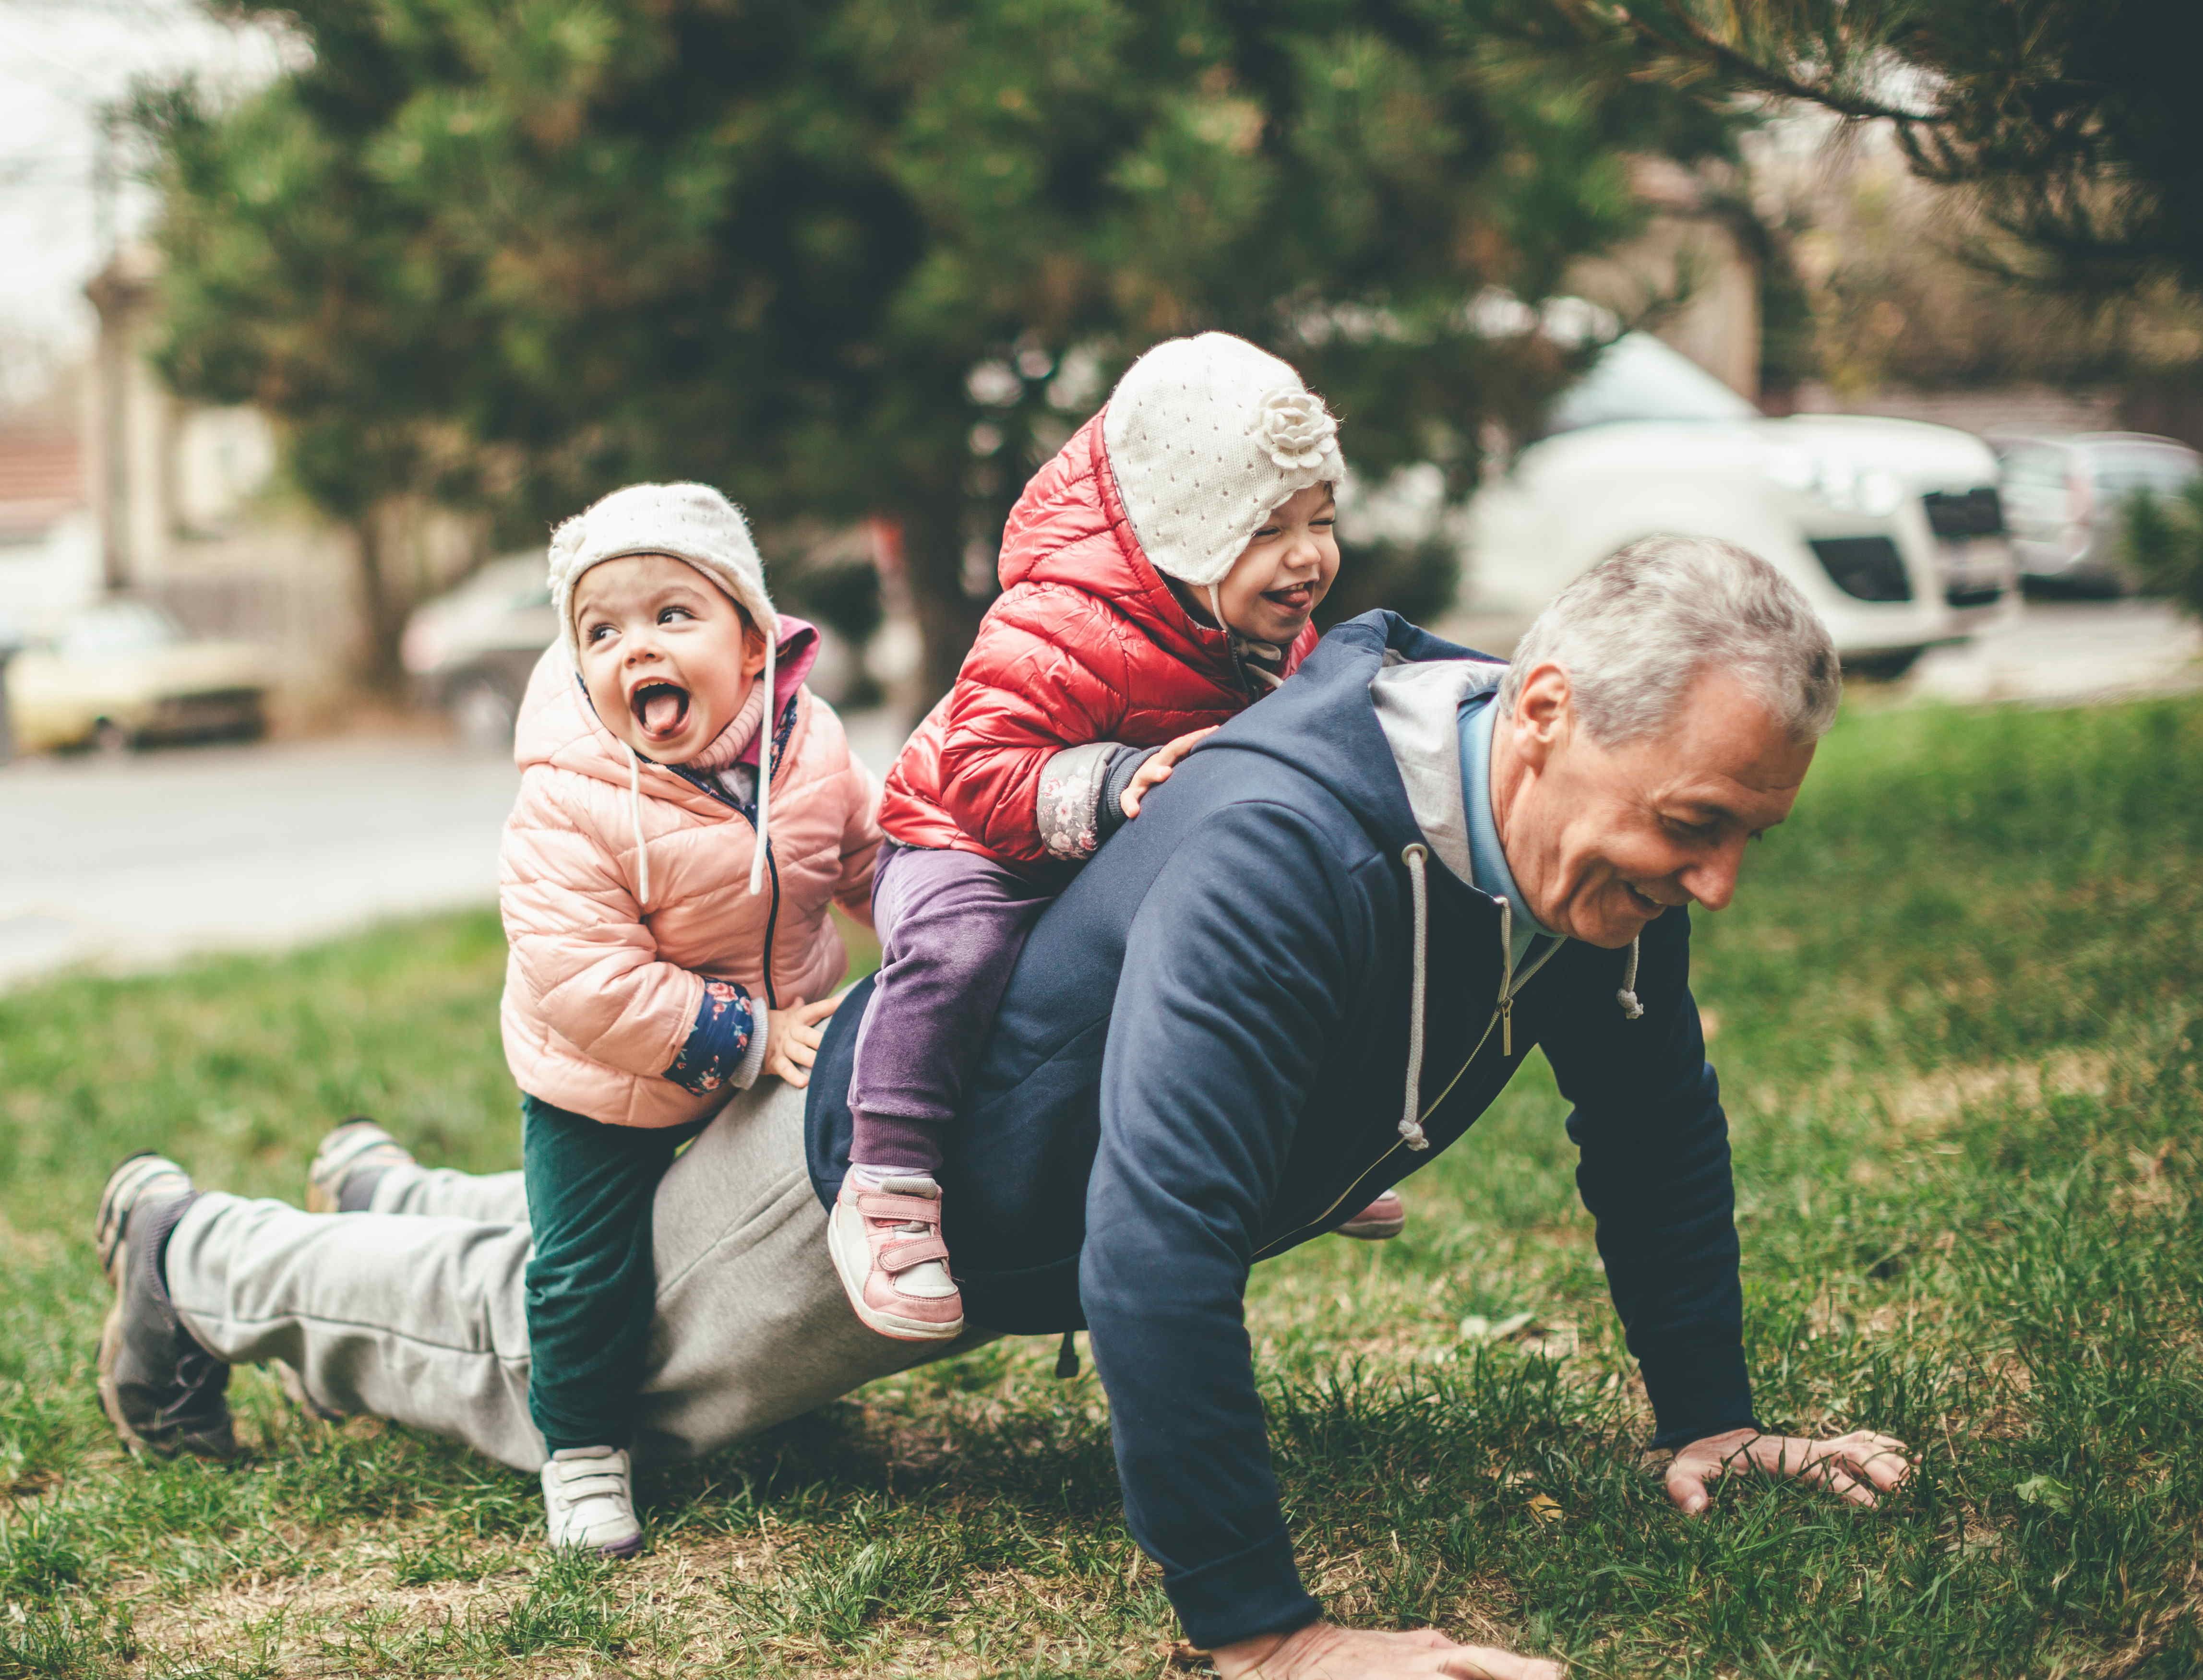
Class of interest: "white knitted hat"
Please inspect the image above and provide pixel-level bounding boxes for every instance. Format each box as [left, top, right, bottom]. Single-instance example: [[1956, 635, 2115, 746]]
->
[[1101, 332, 1344, 588], [546, 480, 783, 897], [547, 481, 778, 669]]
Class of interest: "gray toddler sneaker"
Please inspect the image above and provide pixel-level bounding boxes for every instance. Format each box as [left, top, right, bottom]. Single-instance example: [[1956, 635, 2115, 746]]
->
[[94, 1152, 237, 1460], [305, 1117, 415, 1214]]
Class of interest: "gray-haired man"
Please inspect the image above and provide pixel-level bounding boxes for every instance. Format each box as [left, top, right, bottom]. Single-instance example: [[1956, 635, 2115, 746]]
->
[[96, 537, 1910, 1680]]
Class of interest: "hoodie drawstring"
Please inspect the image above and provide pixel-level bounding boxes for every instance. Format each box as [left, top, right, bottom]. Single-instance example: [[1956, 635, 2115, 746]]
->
[[1617, 936, 1643, 1019], [623, 743, 651, 910], [1393, 858, 1645, 1162], [747, 626, 776, 895], [1397, 844, 1431, 1151]]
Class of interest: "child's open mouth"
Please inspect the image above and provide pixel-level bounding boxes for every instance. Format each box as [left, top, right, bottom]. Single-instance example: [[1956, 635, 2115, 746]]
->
[[1262, 584, 1314, 613], [630, 680, 691, 742]]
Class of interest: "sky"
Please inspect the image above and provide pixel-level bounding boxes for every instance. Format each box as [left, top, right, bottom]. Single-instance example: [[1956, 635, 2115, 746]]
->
[[0, 0, 292, 403]]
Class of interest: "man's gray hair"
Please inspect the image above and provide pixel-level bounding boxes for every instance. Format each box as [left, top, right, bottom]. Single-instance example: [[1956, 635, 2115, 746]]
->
[[1496, 535, 1842, 744]]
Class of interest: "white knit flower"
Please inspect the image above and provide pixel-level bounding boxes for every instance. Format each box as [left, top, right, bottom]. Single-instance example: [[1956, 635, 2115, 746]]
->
[[1247, 386, 1338, 471]]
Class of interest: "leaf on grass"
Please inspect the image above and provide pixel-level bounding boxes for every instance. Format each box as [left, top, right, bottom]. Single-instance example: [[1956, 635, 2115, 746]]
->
[[2015, 1475, 2073, 1513], [1459, 1311, 1536, 1342], [1526, 1494, 1564, 1525]]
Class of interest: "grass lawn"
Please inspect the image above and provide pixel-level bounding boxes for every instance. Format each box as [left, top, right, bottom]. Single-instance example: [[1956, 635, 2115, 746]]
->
[[3, 692, 2201, 1678]]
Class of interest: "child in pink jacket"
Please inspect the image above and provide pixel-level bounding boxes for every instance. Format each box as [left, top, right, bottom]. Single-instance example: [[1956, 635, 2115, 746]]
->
[[495, 482, 878, 1556]]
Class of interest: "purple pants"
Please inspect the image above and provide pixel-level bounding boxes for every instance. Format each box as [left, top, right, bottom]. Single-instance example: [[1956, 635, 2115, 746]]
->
[[847, 841, 1054, 1173]]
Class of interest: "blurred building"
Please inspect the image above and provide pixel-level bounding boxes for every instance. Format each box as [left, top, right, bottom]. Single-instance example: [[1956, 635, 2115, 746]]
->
[[1565, 155, 1765, 401], [51, 244, 483, 719], [0, 429, 98, 637]]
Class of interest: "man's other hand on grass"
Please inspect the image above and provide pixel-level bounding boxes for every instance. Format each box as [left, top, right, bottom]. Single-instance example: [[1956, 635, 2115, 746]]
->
[[1212, 1622, 1564, 1680], [1664, 1428, 1914, 1514]]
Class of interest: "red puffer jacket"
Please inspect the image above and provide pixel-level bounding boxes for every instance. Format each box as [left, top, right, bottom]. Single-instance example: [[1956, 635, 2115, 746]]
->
[[879, 412, 1317, 878]]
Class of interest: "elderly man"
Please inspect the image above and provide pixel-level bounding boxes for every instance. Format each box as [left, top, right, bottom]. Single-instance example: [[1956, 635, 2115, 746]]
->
[[95, 537, 1909, 1680]]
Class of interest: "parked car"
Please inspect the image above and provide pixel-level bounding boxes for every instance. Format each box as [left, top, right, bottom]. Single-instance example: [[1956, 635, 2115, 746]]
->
[[2, 601, 267, 754], [1991, 430, 2203, 595], [1461, 333, 2014, 673], [400, 553, 561, 750]]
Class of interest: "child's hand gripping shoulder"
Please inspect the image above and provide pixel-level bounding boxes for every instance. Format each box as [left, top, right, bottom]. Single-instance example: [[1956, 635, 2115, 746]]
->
[[1118, 726, 1217, 820], [763, 993, 844, 1090]]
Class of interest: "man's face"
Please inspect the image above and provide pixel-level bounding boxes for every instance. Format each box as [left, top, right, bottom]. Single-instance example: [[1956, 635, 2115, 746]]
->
[[1493, 664, 1817, 948]]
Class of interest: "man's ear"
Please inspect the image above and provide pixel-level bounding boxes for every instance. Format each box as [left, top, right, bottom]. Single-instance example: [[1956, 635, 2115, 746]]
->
[[1509, 662, 1572, 770]]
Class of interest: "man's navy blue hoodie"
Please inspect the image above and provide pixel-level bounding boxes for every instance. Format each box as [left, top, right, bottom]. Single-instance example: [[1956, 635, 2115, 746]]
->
[[809, 611, 1756, 1649]]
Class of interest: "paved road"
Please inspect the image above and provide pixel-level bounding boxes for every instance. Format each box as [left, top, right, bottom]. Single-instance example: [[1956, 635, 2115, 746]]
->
[[1907, 598, 2203, 704], [1, 600, 2193, 992], [0, 738, 523, 992]]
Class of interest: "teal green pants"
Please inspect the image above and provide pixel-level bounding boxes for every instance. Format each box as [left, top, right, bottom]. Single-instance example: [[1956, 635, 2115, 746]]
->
[[520, 1095, 705, 1452]]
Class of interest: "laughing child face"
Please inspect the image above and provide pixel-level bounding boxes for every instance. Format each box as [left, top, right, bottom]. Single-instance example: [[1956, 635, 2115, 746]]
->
[[1212, 482, 1339, 645], [572, 552, 766, 763]]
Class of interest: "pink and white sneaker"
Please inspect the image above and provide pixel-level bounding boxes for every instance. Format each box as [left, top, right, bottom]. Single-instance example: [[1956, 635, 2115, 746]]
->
[[827, 1172, 965, 1342], [1337, 1188, 1407, 1241]]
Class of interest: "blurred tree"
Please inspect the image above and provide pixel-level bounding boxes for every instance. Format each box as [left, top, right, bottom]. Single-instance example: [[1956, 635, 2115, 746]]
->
[[145, 0, 1733, 700], [2124, 481, 2203, 623], [1580, 1, 2203, 303]]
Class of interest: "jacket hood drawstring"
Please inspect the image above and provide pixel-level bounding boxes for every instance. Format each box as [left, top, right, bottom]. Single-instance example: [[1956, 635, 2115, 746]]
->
[[1397, 844, 1432, 1151], [623, 742, 651, 909], [1393, 843, 1647, 1152], [747, 627, 776, 896], [1204, 581, 1285, 695], [620, 626, 779, 911]]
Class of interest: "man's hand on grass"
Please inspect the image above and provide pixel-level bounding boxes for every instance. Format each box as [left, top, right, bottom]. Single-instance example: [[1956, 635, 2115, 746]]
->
[[1211, 1622, 1563, 1680], [1119, 727, 1217, 819], [1664, 1427, 1913, 1514], [762, 994, 840, 1089]]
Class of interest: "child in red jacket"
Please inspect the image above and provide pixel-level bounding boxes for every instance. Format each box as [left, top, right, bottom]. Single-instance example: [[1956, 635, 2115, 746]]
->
[[831, 333, 1402, 1341]]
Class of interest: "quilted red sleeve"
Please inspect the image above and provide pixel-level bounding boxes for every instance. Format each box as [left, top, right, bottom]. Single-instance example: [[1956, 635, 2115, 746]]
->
[[934, 584, 1133, 865]]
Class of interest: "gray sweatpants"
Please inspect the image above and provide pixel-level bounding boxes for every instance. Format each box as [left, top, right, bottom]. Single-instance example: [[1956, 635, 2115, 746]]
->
[[164, 1081, 980, 1471]]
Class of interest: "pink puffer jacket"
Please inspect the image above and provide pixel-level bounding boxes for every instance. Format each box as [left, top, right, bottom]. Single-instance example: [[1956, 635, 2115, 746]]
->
[[498, 639, 881, 1129]]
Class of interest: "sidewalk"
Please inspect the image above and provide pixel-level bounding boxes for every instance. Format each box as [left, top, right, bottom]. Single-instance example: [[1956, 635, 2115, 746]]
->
[[0, 738, 520, 992]]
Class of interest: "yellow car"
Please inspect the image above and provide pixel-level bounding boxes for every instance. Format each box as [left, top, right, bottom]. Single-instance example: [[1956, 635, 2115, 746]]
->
[[4, 601, 267, 754]]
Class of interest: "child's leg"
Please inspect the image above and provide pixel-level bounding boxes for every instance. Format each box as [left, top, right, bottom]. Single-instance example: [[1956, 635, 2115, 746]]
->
[[836, 846, 1049, 1341], [519, 1097, 702, 1454], [848, 846, 1053, 1172]]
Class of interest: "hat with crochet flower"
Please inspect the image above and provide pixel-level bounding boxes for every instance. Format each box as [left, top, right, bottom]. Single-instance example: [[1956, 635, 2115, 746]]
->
[[1101, 332, 1344, 589]]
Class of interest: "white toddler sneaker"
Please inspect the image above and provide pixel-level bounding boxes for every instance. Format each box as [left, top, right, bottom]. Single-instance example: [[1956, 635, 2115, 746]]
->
[[541, 1445, 644, 1557]]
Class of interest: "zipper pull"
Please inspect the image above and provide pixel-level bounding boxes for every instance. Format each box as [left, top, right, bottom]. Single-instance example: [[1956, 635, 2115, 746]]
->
[[1502, 994, 1513, 1057]]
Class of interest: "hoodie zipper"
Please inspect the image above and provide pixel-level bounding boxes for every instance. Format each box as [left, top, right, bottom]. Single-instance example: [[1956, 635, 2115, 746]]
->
[[1253, 876, 1559, 1261]]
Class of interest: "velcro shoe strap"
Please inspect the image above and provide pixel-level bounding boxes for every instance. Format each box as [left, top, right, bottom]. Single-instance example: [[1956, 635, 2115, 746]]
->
[[857, 1191, 944, 1227], [878, 1234, 951, 1275]]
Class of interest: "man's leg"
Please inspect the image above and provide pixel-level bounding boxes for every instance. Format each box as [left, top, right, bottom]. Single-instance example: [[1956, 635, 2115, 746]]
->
[[369, 1162, 530, 1223], [306, 1116, 531, 1223], [159, 1081, 980, 1473], [164, 1184, 546, 1469]]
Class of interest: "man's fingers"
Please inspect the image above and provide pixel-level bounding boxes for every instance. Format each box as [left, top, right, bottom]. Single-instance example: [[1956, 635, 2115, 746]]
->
[[1446, 1648, 1564, 1680], [1801, 1457, 1876, 1507], [1840, 1443, 1913, 1492], [1664, 1461, 1714, 1515]]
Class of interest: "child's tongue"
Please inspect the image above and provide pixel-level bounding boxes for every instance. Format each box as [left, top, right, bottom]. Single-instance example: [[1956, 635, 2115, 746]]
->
[[642, 691, 684, 736]]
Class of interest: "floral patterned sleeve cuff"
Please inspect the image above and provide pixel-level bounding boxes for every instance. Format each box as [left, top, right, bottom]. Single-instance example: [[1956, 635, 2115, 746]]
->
[[1038, 742, 1155, 860], [664, 977, 759, 1097]]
